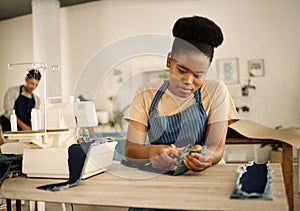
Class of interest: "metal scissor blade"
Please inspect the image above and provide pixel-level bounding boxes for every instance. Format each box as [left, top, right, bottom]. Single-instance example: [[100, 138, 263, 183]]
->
[[178, 144, 191, 159]]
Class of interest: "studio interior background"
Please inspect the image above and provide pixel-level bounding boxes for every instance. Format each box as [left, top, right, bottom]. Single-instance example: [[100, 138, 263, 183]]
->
[[0, 0, 299, 162]]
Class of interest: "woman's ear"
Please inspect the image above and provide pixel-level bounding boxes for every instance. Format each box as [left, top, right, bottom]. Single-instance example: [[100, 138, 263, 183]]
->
[[166, 52, 172, 68]]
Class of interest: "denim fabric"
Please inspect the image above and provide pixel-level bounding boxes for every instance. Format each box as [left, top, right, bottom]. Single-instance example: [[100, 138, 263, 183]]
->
[[231, 161, 273, 199], [14, 85, 36, 129], [172, 147, 206, 176], [37, 140, 104, 191], [0, 115, 11, 133], [0, 154, 23, 184]]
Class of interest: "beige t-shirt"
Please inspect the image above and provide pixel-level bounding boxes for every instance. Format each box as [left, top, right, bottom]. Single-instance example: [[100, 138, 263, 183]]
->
[[126, 80, 239, 126]]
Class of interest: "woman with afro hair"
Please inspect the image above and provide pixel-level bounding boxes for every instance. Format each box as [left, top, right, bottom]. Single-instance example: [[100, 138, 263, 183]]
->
[[124, 15, 239, 195]]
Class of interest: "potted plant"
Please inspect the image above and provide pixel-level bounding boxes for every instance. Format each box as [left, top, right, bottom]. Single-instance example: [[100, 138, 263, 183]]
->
[[109, 104, 129, 131], [236, 105, 250, 113], [241, 78, 256, 96]]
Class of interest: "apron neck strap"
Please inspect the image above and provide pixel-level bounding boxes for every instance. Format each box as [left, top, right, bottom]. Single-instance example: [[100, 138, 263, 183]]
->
[[150, 80, 169, 112]]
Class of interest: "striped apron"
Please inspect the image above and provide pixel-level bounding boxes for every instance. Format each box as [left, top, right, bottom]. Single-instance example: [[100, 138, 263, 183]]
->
[[148, 80, 208, 148], [128, 81, 209, 210]]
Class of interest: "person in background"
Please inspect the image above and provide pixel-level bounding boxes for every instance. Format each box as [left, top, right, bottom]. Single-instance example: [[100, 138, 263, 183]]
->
[[0, 69, 41, 132], [124, 15, 239, 182]]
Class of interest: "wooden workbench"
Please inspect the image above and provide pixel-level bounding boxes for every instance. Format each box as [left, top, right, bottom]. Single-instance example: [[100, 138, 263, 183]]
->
[[0, 163, 288, 211]]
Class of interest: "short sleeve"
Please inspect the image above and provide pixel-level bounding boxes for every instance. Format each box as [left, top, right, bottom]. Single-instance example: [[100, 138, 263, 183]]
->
[[125, 82, 161, 127], [204, 80, 239, 125], [126, 90, 150, 127]]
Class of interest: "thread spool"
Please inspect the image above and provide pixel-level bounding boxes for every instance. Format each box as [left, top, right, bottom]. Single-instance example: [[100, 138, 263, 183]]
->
[[10, 110, 17, 132], [31, 109, 38, 131]]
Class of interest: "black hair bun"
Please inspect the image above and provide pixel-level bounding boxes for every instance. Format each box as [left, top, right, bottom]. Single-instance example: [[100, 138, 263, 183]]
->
[[27, 69, 42, 80], [172, 16, 223, 48]]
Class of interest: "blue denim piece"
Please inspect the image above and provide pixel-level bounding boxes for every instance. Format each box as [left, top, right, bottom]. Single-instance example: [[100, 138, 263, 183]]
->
[[0, 154, 23, 184], [172, 146, 206, 176], [121, 145, 207, 176], [231, 161, 273, 200], [37, 140, 108, 191]]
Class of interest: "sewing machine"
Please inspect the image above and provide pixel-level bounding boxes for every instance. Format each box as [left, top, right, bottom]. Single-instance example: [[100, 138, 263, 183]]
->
[[2, 97, 117, 179]]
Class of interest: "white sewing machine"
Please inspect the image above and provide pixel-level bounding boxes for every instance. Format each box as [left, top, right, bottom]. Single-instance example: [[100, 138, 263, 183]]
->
[[2, 97, 117, 179]]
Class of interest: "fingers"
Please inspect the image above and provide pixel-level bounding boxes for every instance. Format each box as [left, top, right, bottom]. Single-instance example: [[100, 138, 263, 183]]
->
[[191, 144, 203, 151], [184, 153, 212, 172], [150, 155, 177, 169], [150, 156, 167, 169], [150, 147, 178, 169]]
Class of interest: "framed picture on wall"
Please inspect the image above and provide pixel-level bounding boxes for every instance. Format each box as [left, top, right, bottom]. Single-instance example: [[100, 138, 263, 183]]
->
[[216, 58, 240, 84], [248, 59, 265, 77]]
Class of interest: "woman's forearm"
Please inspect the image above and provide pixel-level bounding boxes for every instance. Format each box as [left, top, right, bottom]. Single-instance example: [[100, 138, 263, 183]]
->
[[207, 144, 225, 165], [204, 121, 228, 165], [16, 117, 31, 130], [125, 141, 150, 161]]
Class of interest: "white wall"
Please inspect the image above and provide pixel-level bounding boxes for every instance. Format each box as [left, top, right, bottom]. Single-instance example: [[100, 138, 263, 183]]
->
[[0, 15, 34, 112], [0, 0, 300, 130], [58, 0, 300, 128]]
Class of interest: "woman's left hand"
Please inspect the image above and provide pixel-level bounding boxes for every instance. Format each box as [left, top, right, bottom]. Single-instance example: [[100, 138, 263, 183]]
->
[[183, 150, 213, 172]]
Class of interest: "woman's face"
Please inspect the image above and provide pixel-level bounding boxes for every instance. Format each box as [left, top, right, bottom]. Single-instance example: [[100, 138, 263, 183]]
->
[[167, 50, 210, 98], [24, 77, 40, 93]]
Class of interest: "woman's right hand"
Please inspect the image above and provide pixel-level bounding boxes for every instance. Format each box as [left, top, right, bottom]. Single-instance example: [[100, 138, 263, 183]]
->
[[148, 145, 178, 170]]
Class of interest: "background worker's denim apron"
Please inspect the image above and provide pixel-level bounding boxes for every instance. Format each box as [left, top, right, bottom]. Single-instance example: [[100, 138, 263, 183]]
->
[[14, 85, 35, 130], [0, 86, 35, 132], [128, 80, 208, 211]]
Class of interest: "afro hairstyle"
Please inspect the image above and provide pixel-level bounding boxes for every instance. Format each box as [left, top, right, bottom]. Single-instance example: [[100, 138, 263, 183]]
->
[[171, 16, 223, 62], [172, 16, 223, 48]]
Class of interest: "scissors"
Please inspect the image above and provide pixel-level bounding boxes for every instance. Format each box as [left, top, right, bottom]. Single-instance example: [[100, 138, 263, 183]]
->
[[177, 144, 207, 160]]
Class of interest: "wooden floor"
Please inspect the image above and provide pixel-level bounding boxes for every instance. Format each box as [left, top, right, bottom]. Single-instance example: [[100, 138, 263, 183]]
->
[[2, 164, 299, 211]]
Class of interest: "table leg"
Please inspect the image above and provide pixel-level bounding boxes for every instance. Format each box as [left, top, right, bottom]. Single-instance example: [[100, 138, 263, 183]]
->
[[6, 199, 11, 211], [282, 143, 293, 211], [297, 149, 300, 194], [16, 200, 21, 211]]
